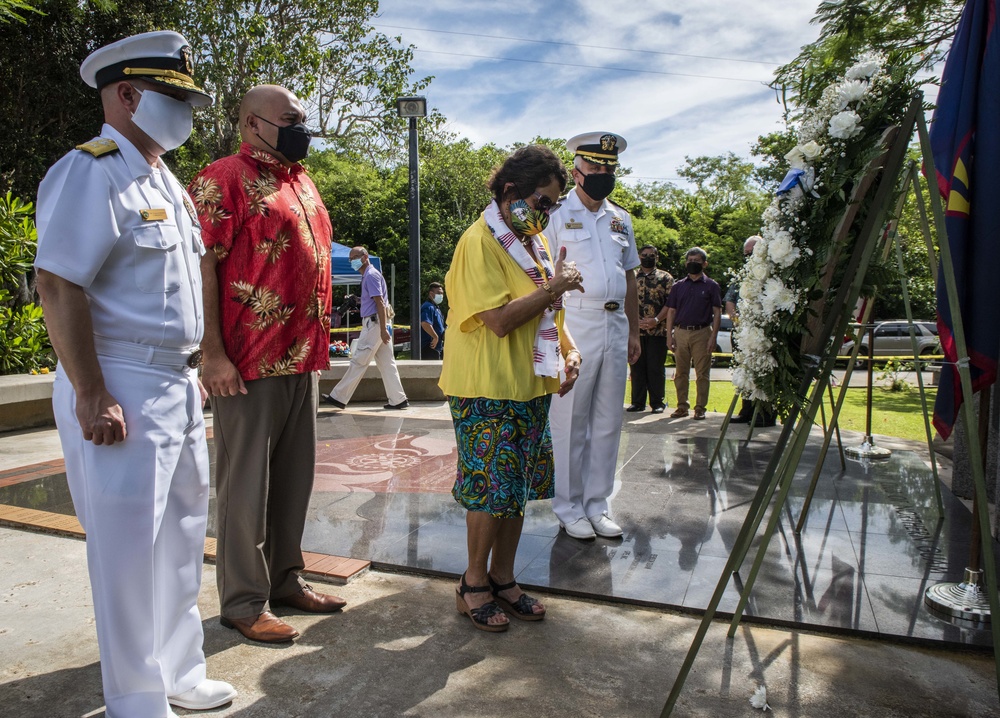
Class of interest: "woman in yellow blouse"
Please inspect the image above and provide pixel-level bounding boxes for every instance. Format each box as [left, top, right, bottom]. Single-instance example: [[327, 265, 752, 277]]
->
[[440, 145, 583, 632]]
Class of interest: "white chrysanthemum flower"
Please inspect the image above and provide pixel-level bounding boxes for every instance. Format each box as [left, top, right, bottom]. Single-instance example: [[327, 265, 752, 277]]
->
[[761, 277, 798, 315], [750, 685, 771, 711], [846, 55, 881, 80], [837, 79, 869, 108], [766, 231, 801, 268], [750, 260, 770, 281], [829, 110, 863, 139], [739, 278, 761, 302], [736, 325, 771, 354], [731, 366, 751, 392]]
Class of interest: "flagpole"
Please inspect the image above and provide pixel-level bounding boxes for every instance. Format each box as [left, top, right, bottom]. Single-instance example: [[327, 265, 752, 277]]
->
[[917, 109, 1000, 700]]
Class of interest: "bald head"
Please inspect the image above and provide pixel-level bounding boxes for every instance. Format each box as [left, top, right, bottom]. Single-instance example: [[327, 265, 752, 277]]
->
[[240, 85, 307, 164], [349, 246, 370, 272]]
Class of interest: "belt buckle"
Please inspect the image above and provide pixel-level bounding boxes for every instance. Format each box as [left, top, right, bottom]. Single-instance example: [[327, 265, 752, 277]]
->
[[186, 349, 203, 369], [603, 301, 620, 311]]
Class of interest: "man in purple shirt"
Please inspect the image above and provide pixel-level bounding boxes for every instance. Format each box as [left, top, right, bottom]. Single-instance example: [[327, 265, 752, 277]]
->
[[664, 247, 722, 420], [324, 246, 408, 410]]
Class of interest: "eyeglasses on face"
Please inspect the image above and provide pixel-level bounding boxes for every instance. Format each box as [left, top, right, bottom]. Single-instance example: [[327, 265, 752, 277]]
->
[[528, 191, 562, 216]]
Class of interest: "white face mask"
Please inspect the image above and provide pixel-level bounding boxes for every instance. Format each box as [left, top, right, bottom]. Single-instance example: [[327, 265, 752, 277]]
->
[[130, 87, 194, 152], [432, 293, 444, 305]]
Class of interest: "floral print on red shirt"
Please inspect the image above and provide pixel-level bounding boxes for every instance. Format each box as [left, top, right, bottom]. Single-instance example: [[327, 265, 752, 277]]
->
[[190, 143, 333, 380]]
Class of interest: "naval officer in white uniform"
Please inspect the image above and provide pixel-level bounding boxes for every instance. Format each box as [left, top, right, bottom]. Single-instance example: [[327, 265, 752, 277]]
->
[[34, 31, 235, 717], [546, 132, 641, 540]]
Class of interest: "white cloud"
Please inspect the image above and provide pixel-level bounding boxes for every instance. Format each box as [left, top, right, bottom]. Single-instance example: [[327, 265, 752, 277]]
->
[[377, 0, 822, 185]]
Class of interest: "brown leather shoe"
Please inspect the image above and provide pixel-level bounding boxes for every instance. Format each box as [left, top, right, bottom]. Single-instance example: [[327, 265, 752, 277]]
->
[[271, 584, 347, 613], [693, 408, 707, 420], [221, 611, 298, 643], [670, 408, 689, 418]]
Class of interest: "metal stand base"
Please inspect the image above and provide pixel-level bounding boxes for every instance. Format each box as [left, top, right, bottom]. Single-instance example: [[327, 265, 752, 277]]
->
[[844, 435, 892, 460], [925, 568, 992, 624]]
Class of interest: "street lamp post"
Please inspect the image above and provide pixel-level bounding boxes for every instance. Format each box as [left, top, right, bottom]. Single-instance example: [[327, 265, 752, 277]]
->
[[396, 96, 427, 360]]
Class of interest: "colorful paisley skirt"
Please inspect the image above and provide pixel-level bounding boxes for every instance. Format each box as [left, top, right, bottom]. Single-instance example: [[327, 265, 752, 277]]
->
[[448, 395, 554, 518]]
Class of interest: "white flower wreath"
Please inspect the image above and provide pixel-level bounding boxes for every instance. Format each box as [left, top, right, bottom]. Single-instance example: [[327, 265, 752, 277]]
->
[[731, 53, 901, 405]]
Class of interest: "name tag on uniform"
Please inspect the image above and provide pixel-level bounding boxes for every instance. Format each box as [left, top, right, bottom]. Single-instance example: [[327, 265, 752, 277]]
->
[[564, 220, 583, 229], [139, 208, 168, 221]]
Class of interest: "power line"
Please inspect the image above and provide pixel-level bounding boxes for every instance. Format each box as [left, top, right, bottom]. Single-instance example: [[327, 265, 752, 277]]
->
[[413, 48, 768, 84], [374, 23, 779, 67]]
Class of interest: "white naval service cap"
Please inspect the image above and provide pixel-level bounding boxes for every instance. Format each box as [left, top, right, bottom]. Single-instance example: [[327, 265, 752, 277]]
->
[[567, 131, 627, 166], [80, 30, 214, 107]]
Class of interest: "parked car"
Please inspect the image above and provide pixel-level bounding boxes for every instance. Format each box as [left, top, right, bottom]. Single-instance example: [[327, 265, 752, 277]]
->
[[840, 320, 940, 362], [715, 314, 734, 354]]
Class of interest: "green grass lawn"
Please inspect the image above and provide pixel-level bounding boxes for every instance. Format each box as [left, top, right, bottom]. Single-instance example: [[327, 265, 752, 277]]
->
[[637, 380, 937, 443]]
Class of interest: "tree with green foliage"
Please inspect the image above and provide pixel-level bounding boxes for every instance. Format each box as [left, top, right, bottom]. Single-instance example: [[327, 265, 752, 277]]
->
[[0, 193, 51, 373], [630, 154, 768, 291], [0, 0, 42, 23], [750, 130, 799, 189], [177, 0, 434, 175], [0, 0, 180, 202], [772, 0, 964, 110], [677, 152, 766, 210]]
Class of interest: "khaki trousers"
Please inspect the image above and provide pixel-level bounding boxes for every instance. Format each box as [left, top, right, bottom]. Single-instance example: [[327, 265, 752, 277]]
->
[[672, 326, 712, 411], [330, 316, 407, 405], [212, 372, 318, 620]]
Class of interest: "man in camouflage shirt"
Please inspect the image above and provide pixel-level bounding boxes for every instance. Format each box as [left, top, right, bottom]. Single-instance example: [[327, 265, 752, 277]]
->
[[628, 244, 674, 413]]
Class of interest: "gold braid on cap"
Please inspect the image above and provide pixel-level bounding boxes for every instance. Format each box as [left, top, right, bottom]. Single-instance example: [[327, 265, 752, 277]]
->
[[575, 149, 618, 163], [123, 67, 199, 89]]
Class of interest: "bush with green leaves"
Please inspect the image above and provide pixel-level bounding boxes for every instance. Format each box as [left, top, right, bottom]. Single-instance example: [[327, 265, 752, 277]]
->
[[0, 191, 52, 373]]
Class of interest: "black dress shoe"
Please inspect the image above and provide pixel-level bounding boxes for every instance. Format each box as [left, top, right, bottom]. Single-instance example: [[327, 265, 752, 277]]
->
[[626, 405, 645, 412], [384, 399, 409, 410], [323, 394, 346, 409], [730, 415, 751, 424], [650, 405, 665, 414]]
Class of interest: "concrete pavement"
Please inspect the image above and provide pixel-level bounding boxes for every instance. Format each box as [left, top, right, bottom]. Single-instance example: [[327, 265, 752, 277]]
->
[[1, 526, 997, 718]]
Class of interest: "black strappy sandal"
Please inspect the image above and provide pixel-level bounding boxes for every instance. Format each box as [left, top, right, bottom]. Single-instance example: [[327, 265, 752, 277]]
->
[[488, 575, 546, 621], [456, 573, 509, 632]]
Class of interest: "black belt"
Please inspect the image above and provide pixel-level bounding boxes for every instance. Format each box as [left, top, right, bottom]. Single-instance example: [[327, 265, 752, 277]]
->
[[677, 324, 709, 330], [363, 315, 377, 322]]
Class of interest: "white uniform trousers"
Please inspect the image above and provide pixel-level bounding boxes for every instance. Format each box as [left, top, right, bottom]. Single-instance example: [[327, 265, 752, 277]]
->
[[330, 316, 407, 405], [550, 307, 629, 524], [53, 355, 209, 718]]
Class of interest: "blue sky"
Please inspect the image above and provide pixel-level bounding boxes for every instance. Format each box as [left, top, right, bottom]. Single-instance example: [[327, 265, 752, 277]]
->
[[374, 0, 824, 186]]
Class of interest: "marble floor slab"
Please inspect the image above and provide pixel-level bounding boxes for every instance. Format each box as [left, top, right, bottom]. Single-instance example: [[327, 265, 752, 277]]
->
[[0, 404, 994, 649]]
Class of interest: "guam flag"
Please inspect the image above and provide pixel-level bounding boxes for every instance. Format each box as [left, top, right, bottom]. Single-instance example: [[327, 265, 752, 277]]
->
[[929, 0, 1000, 439]]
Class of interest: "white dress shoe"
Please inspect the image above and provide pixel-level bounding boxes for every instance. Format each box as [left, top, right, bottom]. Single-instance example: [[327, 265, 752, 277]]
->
[[589, 512, 623, 538], [169, 679, 238, 710], [560, 517, 597, 540]]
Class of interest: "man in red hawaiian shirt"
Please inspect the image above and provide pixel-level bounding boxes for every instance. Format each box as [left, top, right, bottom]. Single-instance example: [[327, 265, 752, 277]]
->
[[192, 84, 345, 644]]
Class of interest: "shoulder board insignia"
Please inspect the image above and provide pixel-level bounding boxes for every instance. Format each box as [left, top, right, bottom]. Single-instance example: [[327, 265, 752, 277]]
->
[[75, 138, 119, 157]]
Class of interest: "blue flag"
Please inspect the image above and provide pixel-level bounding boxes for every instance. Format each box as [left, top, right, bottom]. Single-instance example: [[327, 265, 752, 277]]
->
[[929, 0, 1000, 439]]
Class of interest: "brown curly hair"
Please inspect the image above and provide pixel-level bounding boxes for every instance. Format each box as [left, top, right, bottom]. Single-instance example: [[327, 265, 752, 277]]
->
[[487, 145, 568, 205]]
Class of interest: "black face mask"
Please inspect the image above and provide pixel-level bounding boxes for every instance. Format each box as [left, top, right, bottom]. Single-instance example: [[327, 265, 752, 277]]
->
[[686, 261, 704, 275], [579, 172, 616, 201], [256, 115, 312, 163], [640, 256, 656, 269]]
